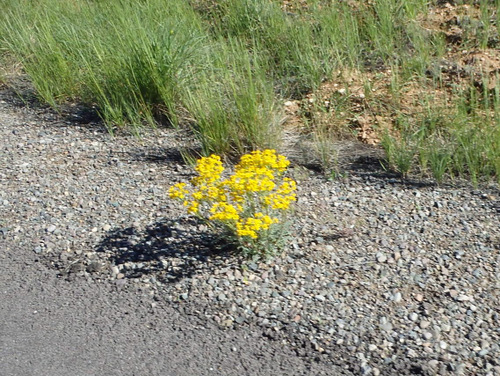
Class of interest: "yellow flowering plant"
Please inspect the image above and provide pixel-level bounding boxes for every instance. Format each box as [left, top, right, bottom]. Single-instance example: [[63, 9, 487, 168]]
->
[[168, 150, 297, 258]]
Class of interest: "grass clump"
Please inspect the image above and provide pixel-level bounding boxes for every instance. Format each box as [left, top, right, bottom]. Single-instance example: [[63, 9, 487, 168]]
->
[[0, 0, 284, 153], [381, 82, 500, 183], [0, 0, 206, 130], [183, 38, 281, 156]]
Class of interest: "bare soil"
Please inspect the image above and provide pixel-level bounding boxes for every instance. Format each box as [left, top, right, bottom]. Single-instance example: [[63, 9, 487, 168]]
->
[[282, 1, 500, 146]]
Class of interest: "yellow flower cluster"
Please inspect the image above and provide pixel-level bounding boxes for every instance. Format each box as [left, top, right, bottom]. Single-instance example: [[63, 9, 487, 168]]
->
[[209, 202, 241, 221], [168, 149, 296, 254], [225, 150, 292, 202], [192, 154, 224, 185], [236, 213, 279, 239], [264, 178, 297, 210], [237, 149, 290, 173], [168, 182, 188, 200]]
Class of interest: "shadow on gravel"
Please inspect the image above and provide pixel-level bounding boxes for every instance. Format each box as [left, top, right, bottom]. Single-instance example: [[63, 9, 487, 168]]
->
[[0, 84, 107, 128], [96, 217, 240, 283], [127, 142, 206, 168], [127, 146, 187, 165], [0, 81, 48, 109], [339, 153, 439, 189]]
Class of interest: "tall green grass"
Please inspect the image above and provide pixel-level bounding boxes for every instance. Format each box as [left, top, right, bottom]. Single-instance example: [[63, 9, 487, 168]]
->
[[0, 0, 286, 152], [183, 37, 281, 156], [382, 82, 500, 184], [0, 0, 206, 128], [0, 0, 439, 108], [0, 0, 499, 182]]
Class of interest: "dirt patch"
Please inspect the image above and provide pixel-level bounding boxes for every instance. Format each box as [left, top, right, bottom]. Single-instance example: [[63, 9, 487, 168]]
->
[[281, 1, 500, 150]]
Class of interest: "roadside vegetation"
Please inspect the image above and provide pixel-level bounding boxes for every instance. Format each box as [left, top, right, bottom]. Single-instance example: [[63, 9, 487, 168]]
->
[[0, 0, 499, 183]]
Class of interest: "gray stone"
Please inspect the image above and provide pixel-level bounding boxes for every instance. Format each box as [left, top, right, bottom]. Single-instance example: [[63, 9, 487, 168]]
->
[[376, 252, 387, 263], [420, 320, 431, 329], [315, 295, 326, 302], [393, 292, 402, 303], [86, 261, 102, 273]]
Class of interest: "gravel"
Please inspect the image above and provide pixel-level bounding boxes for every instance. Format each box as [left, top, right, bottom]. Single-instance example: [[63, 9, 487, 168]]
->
[[1, 87, 499, 375]]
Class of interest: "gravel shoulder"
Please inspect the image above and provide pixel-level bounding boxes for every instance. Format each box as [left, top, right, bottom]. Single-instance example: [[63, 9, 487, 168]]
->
[[0, 88, 499, 376], [0, 90, 342, 376]]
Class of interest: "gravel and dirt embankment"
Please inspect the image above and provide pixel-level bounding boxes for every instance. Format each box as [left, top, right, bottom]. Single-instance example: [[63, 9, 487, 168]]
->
[[1, 88, 499, 376]]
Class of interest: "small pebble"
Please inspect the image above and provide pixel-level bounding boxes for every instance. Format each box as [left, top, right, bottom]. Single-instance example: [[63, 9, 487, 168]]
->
[[428, 360, 439, 368], [420, 320, 431, 329], [111, 265, 119, 275], [376, 252, 387, 263], [393, 292, 402, 303], [441, 324, 451, 332], [478, 349, 489, 357]]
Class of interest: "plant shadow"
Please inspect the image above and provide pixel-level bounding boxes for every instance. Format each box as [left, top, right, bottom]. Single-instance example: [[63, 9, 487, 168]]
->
[[96, 216, 241, 283], [0, 82, 108, 131], [124, 146, 186, 166], [127, 144, 203, 167]]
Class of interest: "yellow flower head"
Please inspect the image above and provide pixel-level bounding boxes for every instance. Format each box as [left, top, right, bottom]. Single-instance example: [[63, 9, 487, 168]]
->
[[236, 220, 258, 239], [193, 154, 224, 186], [209, 202, 241, 222], [168, 183, 188, 200], [187, 200, 199, 214], [255, 212, 279, 229], [236, 149, 290, 174]]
